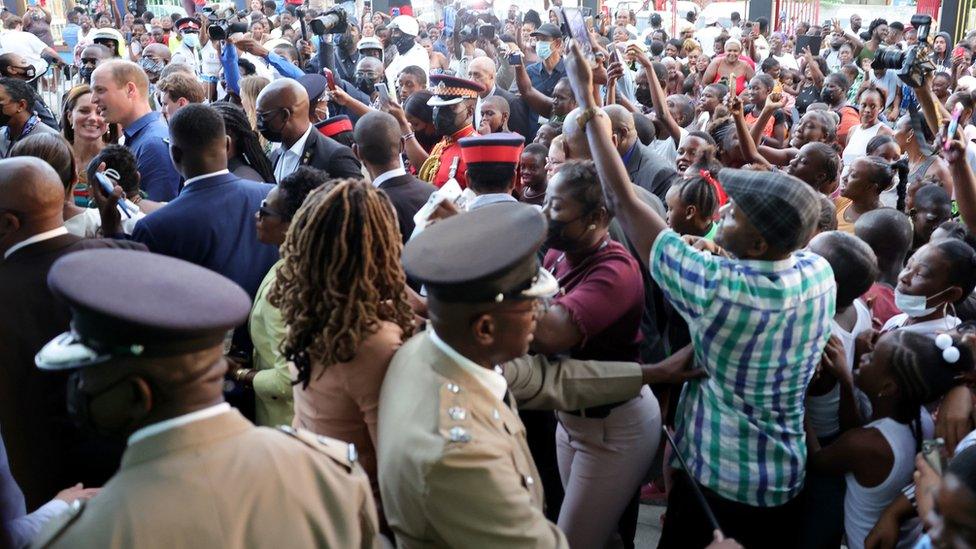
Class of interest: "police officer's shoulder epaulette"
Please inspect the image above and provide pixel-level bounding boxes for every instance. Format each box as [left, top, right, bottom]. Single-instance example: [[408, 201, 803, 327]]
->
[[437, 380, 483, 446], [30, 498, 87, 548], [276, 425, 358, 471]]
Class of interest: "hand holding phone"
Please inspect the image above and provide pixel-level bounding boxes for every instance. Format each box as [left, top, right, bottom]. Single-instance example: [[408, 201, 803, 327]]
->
[[95, 171, 133, 219]]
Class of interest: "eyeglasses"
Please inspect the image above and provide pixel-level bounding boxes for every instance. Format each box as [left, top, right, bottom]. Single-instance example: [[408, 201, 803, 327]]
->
[[256, 108, 287, 124], [257, 200, 287, 220]]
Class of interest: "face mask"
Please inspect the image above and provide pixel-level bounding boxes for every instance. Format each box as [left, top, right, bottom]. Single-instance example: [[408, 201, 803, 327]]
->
[[182, 33, 200, 49], [394, 34, 415, 55], [894, 287, 951, 318], [66, 371, 137, 438], [139, 57, 164, 75], [635, 86, 652, 107], [355, 77, 375, 96], [79, 66, 95, 82], [433, 105, 462, 136], [544, 214, 587, 251], [256, 110, 287, 143], [536, 40, 552, 60]]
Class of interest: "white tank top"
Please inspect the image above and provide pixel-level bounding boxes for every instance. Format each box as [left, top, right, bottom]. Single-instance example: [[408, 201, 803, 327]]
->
[[842, 122, 885, 168], [843, 414, 934, 549], [806, 299, 873, 438]]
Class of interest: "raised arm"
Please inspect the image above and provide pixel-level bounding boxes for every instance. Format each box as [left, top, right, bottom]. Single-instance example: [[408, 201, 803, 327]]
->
[[512, 48, 554, 117], [730, 95, 771, 168], [565, 39, 667, 263], [384, 101, 429, 168], [802, 47, 824, 88], [629, 44, 681, 146], [946, 138, 976, 236]]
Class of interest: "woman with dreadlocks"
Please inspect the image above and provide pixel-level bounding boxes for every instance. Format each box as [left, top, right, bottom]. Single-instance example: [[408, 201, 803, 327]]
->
[[210, 101, 276, 183], [269, 179, 415, 512], [806, 329, 974, 549]]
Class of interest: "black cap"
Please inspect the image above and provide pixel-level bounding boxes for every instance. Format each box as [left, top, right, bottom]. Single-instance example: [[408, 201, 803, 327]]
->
[[299, 73, 328, 104], [530, 23, 562, 39], [35, 250, 251, 371], [403, 202, 558, 303]]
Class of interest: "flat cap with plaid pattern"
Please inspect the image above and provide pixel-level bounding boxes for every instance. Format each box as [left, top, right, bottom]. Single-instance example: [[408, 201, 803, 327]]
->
[[718, 168, 820, 252], [427, 74, 485, 107]]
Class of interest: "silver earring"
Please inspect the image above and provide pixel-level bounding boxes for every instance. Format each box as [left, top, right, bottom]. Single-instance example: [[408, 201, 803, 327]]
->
[[588, 224, 596, 230]]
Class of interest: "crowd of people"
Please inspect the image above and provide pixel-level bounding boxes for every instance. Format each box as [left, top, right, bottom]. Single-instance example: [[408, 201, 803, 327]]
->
[[1, 1, 976, 548]]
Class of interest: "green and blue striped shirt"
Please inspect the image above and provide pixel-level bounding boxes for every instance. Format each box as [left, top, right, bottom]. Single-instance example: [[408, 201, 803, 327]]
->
[[650, 230, 836, 507]]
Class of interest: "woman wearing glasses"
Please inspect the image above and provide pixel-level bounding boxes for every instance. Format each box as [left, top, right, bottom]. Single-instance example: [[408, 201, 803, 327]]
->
[[226, 167, 330, 427]]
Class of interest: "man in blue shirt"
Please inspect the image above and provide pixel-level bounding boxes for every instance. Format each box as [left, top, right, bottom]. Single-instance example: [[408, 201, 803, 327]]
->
[[90, 60, 181, 202], [525, 23, 567, 98]]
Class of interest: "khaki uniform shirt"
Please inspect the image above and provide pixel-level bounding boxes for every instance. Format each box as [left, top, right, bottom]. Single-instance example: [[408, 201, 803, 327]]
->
[[32, 410, 380, 548], [377, 331, 643, 548]]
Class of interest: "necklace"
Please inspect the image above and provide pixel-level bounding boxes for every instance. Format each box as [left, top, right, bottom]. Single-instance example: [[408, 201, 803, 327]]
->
[[548, 237, 611, 276]]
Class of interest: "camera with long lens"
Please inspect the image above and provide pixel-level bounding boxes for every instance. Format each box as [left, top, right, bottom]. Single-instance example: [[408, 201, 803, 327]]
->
[[309, 7, 348, 35], [871, 14, 936, 88], [209, 18, 249, 40]]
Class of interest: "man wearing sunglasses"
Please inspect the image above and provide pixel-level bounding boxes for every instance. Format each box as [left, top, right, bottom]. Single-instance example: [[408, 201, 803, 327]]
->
[[256, 78, 362, 183]]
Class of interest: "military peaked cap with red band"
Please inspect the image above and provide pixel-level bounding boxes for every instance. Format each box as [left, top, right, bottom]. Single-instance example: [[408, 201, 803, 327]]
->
[[175, 17, 202, 32], [458, 133, 525, 165], [315, 115, 353, 138], [427, 74, 485, 107]]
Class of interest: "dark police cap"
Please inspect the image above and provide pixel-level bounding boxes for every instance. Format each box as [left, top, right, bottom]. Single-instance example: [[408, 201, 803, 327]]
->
[[403, 202, 558, 303], [299, 73, 328, 104], [36, 249, 251, 371], [719, 168, 820, 252]]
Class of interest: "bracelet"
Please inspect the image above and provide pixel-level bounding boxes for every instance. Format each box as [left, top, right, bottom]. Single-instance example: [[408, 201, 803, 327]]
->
[[402, 132, 415, 141]]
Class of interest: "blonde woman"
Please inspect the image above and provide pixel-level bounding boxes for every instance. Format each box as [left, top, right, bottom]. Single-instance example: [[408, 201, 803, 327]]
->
[[240, 75, 271, 154]]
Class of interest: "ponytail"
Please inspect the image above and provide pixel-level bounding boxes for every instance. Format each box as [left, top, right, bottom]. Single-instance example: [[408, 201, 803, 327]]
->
[[892, 158, 910, 212]]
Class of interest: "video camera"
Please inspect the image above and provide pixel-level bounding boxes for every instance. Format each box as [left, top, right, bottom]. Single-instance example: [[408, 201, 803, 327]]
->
[[309, 7, 348, 36], [871, 14, 936, 88], [209, 18, 249, 40]]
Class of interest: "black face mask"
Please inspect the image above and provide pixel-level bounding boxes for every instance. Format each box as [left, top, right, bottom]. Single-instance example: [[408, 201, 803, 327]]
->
[[355, 77, 376, 96], [544, 214, 587, 251], [394, 34, 415, 55], [820, 88, 838, 104], [256, 109, 287, 143], [433, 105, 462, 136], [0, 108, 10, 128], [79, 65, 95, 82]]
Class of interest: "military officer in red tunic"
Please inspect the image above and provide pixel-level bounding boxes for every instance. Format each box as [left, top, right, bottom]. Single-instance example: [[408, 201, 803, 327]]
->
[[417, 75, 483, 189]]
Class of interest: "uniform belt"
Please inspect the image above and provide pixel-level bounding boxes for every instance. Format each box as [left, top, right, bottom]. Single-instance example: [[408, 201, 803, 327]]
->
[[564, 400, 627, 419]]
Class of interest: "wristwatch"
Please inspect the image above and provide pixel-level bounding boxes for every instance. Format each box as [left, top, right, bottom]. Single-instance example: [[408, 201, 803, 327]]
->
[[577, 107, 599, 130]]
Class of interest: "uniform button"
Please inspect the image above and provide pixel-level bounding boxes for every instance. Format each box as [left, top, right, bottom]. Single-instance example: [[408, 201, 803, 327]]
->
[[448, 406, 467, 421], [448, 426, 471, 442], [525, 475, 535, 486], [348, 443, 358, 463], [492, 409, 501, 420], [445, 383, 461, 394]]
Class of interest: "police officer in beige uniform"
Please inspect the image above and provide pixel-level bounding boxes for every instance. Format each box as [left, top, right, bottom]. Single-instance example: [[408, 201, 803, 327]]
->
[[31, 249, 380, 549], [378, 202, 697, 547]]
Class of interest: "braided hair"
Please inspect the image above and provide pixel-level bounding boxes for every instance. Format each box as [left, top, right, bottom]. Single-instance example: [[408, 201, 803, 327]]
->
[[862, 155, 910, 211], [887, 330, 974, 451], [268, 179, 415, 388], [210, 101, 275, 184]]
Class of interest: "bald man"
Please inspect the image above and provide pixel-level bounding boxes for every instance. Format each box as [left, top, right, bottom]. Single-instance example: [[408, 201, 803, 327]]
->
[[478, 95, 511, 134], [468, 56, 537, 140], [140, 43, 172, 84], [0, 157, 145, 507], [257, 78, 361, 183], [90, 60, 181, 201]]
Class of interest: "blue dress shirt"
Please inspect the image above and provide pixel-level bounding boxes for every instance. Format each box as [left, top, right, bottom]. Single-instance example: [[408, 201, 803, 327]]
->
[[124, 111, 181, 202], [525, 58, 567, 98]]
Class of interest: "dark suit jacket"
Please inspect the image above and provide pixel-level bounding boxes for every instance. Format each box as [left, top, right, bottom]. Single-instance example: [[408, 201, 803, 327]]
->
[[494, 86, 538, 142], [269, 128, 363, 182], [0, 234, 145, 507], [131, 172, 279, 300], [626, 142, 679, 202], [378, 173, 436, 244]]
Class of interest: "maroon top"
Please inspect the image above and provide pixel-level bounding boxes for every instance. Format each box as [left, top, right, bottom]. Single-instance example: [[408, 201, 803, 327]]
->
[[544, 239, 644, 362]]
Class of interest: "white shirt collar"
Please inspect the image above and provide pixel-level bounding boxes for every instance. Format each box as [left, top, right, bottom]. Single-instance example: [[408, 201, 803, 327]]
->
[[466, 193, 518, 212], [286, 125, 313, 158], [428, 329, 508, 402], [127, 403, 232, 446], [182, 169, 230, 189], [371, 167, 407, 188], [4, 226, 68, 259]]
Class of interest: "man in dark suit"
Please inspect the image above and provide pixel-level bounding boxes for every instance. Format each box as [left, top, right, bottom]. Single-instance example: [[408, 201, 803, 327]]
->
[[256, 79, 362, 184], [115, 104, 279, 301], [469, 56, 538, 142], [352, 111, 436, 244], [0, 157, 144, 508], [605, 104, 678, 202]]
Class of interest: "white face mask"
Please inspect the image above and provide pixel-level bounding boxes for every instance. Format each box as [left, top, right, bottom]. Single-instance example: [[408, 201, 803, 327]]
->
[[182, 33, 200, 49], [894, 287, 951, 318]]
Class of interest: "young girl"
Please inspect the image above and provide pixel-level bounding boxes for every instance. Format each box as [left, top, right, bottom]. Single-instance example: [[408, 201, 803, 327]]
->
[[807, 330, 974, 549], [835, 156, 909, 233], [664, 166, 724, 239], [694, 83, 727, 130]]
